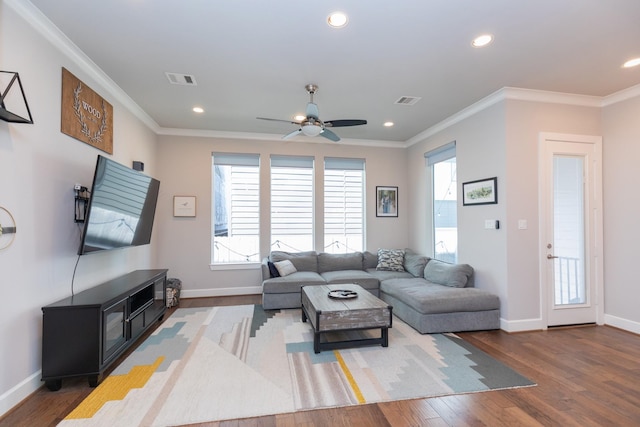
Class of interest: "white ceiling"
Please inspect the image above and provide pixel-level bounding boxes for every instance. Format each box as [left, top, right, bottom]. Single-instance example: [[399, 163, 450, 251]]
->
[[26, 0, 640, 145]]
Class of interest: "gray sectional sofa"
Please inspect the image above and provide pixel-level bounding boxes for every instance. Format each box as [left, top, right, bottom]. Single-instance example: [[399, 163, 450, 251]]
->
[[261, 250, 500, 334]]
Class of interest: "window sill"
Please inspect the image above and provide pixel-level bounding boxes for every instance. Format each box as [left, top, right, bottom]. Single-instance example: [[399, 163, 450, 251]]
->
[[209, 263, 262, 271]]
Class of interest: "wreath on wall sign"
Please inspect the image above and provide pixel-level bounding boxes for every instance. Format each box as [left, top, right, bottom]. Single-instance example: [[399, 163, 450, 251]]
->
[[73, 82, 108, 144]]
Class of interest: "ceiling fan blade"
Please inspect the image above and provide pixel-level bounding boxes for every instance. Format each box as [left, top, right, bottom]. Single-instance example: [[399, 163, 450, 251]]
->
[[306, 102, 319, 119], [324, 119, 367, 127], [282, 129, 302, 140], [257, 117, 301, 125], [320, 128, 340, 142]]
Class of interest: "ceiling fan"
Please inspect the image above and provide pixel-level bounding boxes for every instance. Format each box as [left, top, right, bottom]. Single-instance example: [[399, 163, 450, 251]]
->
[[257, 84, 367, 142]]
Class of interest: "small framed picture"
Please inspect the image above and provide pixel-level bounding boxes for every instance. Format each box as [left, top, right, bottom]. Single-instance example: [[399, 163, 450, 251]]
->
[[462, 177, 497, 206], [173, 196, 196, 217], [376, 186, 398, 217]]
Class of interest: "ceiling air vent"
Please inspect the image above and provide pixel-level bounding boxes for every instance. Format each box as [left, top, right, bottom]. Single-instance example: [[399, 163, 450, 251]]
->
[[165, 72, 197, 86], [394, 96, 421, 106]]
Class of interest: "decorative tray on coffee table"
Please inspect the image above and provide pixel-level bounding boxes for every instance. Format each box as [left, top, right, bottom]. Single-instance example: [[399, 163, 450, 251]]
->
[[328, 289, 358, 299]]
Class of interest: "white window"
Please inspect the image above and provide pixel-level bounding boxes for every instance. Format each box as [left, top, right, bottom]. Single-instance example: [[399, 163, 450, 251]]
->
[[212, 153, 260, 263], [270, 155, 314, 252], [324, 157, 365, 254], [426, 142, 457, 263]]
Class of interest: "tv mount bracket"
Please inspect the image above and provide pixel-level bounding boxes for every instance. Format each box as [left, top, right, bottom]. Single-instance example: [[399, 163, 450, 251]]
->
[[74, 185, 90, 223]]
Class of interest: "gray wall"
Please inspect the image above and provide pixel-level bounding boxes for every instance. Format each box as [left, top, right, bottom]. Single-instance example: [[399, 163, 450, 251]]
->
[[0, 3, 159, 414], [155, 135, 408, 297], [602, 93, 640, 331], [406, 97, 604, 332]]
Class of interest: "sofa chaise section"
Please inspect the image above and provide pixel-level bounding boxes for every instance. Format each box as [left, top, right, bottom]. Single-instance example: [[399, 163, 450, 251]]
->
[[378, 260, 500, 333]]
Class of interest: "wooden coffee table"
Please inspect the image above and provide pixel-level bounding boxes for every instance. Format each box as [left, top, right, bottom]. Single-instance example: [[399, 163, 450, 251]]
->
[[301, 283, 393, 353]]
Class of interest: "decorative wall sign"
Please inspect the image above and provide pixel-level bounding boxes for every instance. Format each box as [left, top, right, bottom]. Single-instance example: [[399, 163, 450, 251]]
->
[[376, 186, 398, 217], [61, 68, 113, 154], [462, 177, 498, 205], [174, 196, 196, 217]]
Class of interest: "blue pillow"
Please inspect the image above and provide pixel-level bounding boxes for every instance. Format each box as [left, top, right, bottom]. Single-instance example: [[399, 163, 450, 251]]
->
[[268, 261, 280, 278]]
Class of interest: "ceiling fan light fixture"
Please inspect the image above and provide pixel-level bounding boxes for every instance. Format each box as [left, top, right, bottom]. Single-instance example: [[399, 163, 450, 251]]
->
[[327, 12, 348, 28], [301, 123, 322, 136]]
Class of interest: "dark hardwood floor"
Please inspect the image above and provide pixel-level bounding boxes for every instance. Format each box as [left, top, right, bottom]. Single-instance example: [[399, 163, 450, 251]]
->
[[2, 295, 640, 427]]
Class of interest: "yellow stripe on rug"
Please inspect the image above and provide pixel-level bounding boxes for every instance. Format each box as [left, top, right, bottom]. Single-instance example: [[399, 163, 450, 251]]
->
[[65, 356, 165, 419], [334, 350, 365, 404]]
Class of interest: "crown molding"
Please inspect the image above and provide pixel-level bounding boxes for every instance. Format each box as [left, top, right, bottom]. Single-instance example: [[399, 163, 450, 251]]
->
[[7, 0, 160, 133], [601, 83, 640, 107], [405, 87, 604, 147], [156, 127, 404, 148]]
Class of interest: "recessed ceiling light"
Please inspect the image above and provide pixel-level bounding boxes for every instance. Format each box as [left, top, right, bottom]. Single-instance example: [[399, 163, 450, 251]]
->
[[193, 107, 204, 113], [623, 57, 640, 68], [384, 121, 394, 127], [327, 12, 348, 28], [472, 34, 493, 48]]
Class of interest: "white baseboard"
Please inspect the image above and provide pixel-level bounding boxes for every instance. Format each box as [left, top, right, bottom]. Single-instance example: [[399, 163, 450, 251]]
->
[[500, 315, 640, 335], [0, 370, 42, 418], [500, 317, 544, 333], [604, 314, 640, 335], [180, 286, 262, 299]]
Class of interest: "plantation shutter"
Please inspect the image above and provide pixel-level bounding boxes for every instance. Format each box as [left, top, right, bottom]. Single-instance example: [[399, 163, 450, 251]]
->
[[324, 157, 365, 252], [270, 155, 314, 251]]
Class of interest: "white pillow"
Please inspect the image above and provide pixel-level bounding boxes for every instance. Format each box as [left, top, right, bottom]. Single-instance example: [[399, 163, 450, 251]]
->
[[274, 259, 297, 277]]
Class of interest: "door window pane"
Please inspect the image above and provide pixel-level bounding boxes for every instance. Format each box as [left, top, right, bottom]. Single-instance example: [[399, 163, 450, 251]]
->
[[553, 156, 586, 305]]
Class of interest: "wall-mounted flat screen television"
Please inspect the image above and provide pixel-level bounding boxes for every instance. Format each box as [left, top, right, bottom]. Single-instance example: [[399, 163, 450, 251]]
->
[[78, 155, 160, 255]]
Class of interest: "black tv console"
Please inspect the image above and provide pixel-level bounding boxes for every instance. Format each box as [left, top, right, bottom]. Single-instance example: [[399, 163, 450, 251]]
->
[[41, 269, 168, 391]]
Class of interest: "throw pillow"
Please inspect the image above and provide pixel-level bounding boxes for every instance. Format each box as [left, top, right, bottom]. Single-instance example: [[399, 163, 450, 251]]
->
[[423, 259, 473, 288], [404, 253, 429, 277], [274, 259, 297, 277], [376, 248, 405, 271], [267, 261, 280, 278]]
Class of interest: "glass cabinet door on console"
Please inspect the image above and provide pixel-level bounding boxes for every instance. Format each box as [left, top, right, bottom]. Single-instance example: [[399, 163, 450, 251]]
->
[[102, 298, 127, 364]]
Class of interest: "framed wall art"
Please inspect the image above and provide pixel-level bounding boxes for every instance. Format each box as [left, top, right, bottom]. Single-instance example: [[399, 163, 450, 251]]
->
[[462, 177, 497, 206], [173, 196, 196, 217], [376, 186, 398, 217]]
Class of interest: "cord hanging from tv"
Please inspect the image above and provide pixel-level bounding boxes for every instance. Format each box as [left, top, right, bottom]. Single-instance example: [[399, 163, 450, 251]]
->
[[78, 155, 160, 255]]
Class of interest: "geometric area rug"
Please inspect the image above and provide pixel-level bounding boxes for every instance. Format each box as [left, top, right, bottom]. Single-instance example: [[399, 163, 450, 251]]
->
[[58, 305, 535, 426]]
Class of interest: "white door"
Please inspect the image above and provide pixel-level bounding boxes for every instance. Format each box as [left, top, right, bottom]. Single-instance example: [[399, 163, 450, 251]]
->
[[540, 133, 603, 327]]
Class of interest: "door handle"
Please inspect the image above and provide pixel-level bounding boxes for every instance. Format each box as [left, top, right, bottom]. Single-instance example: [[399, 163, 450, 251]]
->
[[547, 254, 558, 259]]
